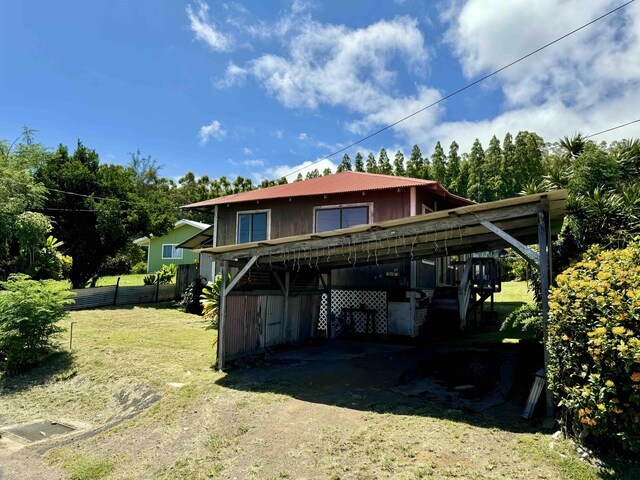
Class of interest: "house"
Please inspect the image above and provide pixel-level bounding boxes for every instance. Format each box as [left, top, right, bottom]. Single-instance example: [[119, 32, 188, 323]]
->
[[181, 172, 566, 369], [181, 171, 475, 334], [134, 219, 210, 274]]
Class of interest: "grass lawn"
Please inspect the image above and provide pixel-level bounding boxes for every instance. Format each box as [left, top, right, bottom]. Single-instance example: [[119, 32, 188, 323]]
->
[[0, 284, 636, 479], [93, 273, 148, 287]]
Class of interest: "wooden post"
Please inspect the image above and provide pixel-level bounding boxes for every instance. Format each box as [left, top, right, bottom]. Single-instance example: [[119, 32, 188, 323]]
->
[[282, 271, 290, 343], [538, 209, 554, 418], [218, 260, 229, 371], [113, 277, 120, 305], [155, 274, 160, 303]]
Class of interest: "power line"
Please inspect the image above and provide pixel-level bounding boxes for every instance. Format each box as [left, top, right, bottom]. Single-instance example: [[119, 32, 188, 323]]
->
[[586, 118, 640, 138], [283, 0, 636, 178]]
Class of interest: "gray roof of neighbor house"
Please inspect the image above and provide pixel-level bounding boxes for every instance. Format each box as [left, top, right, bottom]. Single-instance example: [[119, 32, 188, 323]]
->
[[182, 171, 473, 210]]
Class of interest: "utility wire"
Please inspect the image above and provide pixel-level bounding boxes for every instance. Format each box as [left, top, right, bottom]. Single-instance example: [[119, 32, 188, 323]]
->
[[586, 118, 640, 138], [283, 0, 637, 178]]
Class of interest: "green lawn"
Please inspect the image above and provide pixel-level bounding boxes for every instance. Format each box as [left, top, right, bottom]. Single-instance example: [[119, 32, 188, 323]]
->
[[93, 273, 148, 287], [1, 286, 636, 479]]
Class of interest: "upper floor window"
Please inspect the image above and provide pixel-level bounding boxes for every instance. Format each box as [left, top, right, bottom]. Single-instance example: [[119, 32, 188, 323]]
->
[[237, 211, 268, 244], [162, 244, 183, 259], [315, 205, 369, 232]]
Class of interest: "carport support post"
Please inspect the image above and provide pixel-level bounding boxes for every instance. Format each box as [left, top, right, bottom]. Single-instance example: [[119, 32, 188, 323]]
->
[[218, 260, 229, 371], [538, 210, 554, 418]]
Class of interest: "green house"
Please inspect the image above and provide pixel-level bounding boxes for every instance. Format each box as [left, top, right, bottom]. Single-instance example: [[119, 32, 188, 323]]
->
[[134, 219, 210, 273]]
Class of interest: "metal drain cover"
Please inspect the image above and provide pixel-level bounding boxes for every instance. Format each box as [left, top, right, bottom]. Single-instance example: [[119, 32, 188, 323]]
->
[[4, 420, 75, 442]]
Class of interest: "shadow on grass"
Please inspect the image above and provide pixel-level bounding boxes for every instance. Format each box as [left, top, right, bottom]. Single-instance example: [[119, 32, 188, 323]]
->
[[0, 350, 76, 395], [74, 301, 180, 312], [215, 338, 638, 478]]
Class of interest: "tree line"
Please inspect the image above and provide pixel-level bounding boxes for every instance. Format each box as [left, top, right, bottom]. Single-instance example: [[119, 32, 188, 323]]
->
[[1, 127, 638, 287]]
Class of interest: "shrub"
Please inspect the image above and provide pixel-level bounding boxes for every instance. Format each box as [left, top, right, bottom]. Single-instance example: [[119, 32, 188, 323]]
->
[[547, 240, 640, 452], [98, 255, 132, 276], [0, 274, 74, 374], [179, 277, 206, 315], [143, 263, 176, 285], [131, 261, 147, 274]]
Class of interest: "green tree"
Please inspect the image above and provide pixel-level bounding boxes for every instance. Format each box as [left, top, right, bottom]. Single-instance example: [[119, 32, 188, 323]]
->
[[365, 153, 378, 173], [0, 134, 48, 278], [295, 173, 303, 182], [501, 132, 516, 197], [35, 142, 175, 287], [430, 141, 447, 185], [305, 169, 321, 180], [457, 154, 471, 198], [354, 152, 365, 172], [446, 141, 461, 194], [377, 148, 393, 175], [393, 150, 405, 176], [484, 135, 503, 200], [322, 167, 332, 176], [513, 131, 544, 195], [406, 145, 424, 179], [467, 139, 488, 202], [337, 154, 352, 172]]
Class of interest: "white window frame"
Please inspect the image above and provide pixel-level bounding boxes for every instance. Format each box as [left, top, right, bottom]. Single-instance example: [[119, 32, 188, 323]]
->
[[161, 244, 183, 260], [235, 209, 271, 244], [313, 202, 374, 233]]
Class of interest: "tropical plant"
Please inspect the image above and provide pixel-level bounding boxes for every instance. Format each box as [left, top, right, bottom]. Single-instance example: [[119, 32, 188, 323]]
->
[[179, 276, 206, 315], [200, 272, 232, 326], [143, 263, 176, 285], [559, 133, 586, 160], [0, 274, 74, 374], [547, 241, 640, 452]]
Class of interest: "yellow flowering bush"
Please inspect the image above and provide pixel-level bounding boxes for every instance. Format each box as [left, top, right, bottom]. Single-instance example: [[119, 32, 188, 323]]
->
[[547, 240, 640, 451]]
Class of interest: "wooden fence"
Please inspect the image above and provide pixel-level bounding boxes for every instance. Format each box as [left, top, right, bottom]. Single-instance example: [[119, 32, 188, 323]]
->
[[67, 283, 177, 311], [176, 264, 199, 298]]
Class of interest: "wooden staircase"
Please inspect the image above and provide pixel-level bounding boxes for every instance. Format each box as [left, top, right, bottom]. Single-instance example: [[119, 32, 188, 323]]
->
[[457, 257, 501, 329], [429, 256, 502, 332]]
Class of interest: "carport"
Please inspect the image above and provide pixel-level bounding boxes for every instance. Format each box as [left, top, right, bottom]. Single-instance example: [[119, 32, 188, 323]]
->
[[199, 190, 567, 414]]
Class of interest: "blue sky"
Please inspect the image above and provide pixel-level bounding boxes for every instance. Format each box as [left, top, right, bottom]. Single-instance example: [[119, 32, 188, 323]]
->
[[1, 0, 639, 182]]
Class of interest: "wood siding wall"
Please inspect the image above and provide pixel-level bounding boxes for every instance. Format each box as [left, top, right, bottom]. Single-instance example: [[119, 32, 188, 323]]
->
[[224, 293, 321, 359], [215, 189, 412, 247]]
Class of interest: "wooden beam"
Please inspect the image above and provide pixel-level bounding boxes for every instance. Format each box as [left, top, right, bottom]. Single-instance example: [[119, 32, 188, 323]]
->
[[224, 255, 259, 294], [218, 260, 229, 371], [272, 271, 286, 295], [539, 210, 554, 418], [480, 221, 540, 267]]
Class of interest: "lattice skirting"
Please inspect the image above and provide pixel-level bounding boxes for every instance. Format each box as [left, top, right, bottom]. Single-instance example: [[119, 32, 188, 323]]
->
[[320, 290, 387, 334]]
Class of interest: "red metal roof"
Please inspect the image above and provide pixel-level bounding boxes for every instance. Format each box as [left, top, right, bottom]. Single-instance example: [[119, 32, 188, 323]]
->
[[182, 171, 472, 209]]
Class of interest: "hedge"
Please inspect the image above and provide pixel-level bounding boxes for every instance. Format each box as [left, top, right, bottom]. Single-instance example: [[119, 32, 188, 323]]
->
[[547, 240, 640, 451]]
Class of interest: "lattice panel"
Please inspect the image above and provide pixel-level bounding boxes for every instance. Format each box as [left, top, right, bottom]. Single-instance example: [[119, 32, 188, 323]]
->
[[320, 290, 387, 334]]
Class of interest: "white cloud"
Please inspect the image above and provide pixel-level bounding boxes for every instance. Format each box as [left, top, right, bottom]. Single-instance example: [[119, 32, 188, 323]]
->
[[263, 158, 338, 182], [215, 62, 248, 88], [198, 120, 227, 144], [298, 132, 308, 141], [425, 0, 640, 150], [243, 159, 265, 167], [243, 147, 253, 155], [274, 130, 284, 139], [186, 1, 232, 51]]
